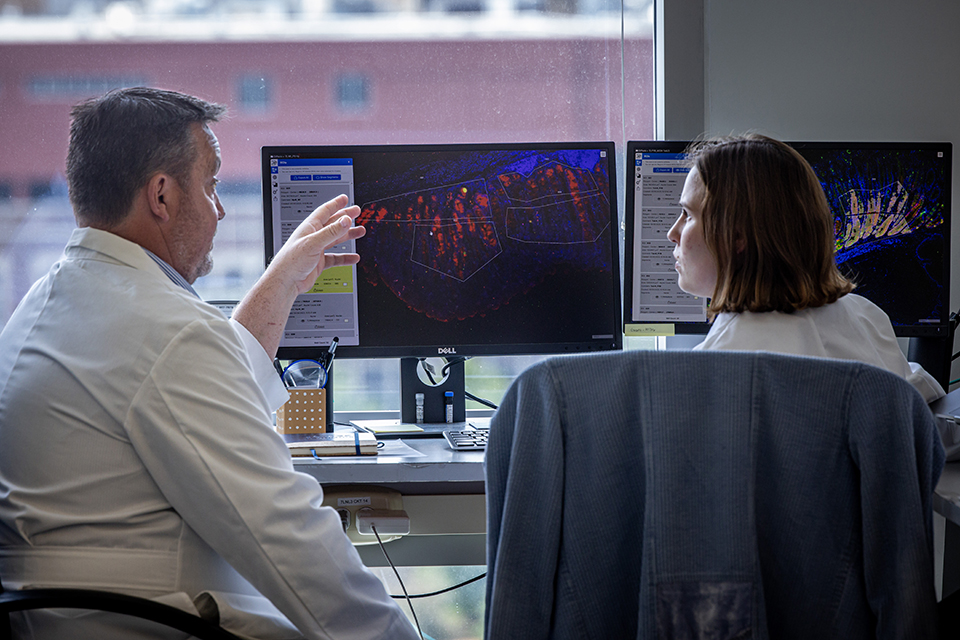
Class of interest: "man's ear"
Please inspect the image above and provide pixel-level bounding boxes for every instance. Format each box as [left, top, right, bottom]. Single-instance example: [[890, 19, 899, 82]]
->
[[147, 173, 174, 223]]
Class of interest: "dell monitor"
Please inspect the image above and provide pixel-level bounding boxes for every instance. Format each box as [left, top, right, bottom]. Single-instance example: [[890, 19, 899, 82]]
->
[[624, 140, 952, 338], [263, 142, 621, 424]]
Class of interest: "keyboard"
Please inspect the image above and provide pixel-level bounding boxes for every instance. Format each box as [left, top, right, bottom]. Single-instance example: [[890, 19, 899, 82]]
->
[[443, 427, 489, 450]]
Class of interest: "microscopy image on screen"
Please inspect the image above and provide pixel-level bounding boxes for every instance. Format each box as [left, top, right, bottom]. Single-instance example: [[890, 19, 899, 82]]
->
[[800, 147, 948, 329], [351, 148, 615, 347]]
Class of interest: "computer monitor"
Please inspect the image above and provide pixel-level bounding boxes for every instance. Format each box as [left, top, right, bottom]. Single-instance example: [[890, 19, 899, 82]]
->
[[263, 142, 622, 423], [624, 140, 953, 341]]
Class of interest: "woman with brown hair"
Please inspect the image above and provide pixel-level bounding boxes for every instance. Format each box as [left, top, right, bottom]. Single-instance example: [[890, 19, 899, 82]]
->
[[667, 133, 944, 402]]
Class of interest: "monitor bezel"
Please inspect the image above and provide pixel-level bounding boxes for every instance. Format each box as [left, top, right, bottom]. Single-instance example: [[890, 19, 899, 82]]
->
[[263, 141, 624, 361], [623, 139, 953, 338]]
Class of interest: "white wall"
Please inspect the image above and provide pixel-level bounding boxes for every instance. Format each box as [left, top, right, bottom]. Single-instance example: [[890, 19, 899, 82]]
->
[[703, 1, 960, 144]]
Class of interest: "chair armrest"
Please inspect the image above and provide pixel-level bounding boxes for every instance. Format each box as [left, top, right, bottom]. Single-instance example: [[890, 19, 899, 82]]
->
[[0, 588, 242, 640]]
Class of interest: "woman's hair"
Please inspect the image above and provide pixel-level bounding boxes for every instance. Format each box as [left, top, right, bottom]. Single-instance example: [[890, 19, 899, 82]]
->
[[687, 133, 854, 315]]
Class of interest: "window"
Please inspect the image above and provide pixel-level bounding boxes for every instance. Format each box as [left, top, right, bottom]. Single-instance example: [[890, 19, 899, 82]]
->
[[0, 6, 655, 633], [335, 72, 370, 113], [26, 75, 147, 101], [236, 73, 272, 114], [0, 5, 656, 392]]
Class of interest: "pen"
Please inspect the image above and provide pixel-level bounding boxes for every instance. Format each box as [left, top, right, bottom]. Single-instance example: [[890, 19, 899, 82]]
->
[[353, 422, 375, 436], [324, 336, 339, 371]]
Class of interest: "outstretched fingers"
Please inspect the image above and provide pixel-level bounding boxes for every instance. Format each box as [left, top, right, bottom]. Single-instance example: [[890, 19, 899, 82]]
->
[[289, 194, 352, 242]]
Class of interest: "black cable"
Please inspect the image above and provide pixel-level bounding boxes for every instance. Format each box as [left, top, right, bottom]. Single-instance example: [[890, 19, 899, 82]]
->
[[372, 525, 423, 640], [465, 391, 498, 410], [417, 357, 498, 410], [389, 572, 487, 599], [417, 357, 438, 385], [441, 356, 469, 377]]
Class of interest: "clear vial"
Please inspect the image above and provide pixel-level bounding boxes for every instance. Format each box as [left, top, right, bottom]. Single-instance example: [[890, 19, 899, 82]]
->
[[444, 391, 454, 423]]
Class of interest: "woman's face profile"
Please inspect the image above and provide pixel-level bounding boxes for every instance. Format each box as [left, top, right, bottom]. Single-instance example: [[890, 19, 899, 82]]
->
[[667, 166, 717, 299]]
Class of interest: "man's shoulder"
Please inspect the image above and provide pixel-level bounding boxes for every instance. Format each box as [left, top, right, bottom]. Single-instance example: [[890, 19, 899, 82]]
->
[[39, 248, 238, 362]]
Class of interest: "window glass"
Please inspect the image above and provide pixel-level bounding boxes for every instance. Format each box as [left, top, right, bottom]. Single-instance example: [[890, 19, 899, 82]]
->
[[370, 565, 486, 639], [1, 4, 655, 410], [0, 2, 654, 632]]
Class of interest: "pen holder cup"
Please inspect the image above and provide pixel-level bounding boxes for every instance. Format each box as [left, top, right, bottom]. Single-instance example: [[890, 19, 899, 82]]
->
[[276, 388, 327, 434]]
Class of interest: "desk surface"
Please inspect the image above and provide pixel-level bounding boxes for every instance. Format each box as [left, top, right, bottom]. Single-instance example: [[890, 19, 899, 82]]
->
[[293, 435, 485, 492]]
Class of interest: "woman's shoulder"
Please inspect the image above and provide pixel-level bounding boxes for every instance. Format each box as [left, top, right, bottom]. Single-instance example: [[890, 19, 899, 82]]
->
[[811, 293, 894, 329], [829, 293, 883, 313], [699, 308, 816, 353]]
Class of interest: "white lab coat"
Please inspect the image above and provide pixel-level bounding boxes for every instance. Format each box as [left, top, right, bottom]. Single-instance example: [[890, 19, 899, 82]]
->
[[696, 293, 945, 403], [0, 227, 418, 640]]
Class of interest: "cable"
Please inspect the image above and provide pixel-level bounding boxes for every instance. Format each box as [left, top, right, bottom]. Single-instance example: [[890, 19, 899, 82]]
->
[[440, 356, 469, 377], [465, 391, 498, 410], [372, 524, 423, 640], [418, 357, 498, 410], [390, 572, 487, 599], [418, 357, 439, 385]]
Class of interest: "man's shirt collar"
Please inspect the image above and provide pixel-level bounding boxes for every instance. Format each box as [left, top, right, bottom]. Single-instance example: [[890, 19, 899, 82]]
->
[[142, 248, 200, 298]]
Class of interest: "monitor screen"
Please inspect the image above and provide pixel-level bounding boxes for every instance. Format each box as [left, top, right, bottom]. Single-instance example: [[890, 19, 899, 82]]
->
[[264, 142, 622, 361], [624, 140, 952, 338]]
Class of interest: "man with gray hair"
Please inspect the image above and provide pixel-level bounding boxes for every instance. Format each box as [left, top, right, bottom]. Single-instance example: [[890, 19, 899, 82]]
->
[[0, 87, 419, 640]]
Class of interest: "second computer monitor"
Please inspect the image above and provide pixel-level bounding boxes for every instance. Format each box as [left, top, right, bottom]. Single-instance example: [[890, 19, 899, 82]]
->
[[624, 140, 952, 338]]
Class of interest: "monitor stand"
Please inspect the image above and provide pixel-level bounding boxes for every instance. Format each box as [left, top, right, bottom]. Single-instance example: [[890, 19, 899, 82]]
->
[[349, 359, 468, 439], [352, 358, 467, 439], [399, 357, 466, 429]]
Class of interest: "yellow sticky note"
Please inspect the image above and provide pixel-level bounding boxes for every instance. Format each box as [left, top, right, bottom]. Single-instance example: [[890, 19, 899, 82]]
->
[[624, 323, 676, 337]]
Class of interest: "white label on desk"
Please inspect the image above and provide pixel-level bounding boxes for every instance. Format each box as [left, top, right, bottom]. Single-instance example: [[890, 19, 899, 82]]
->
[[338, 497, 371, 507]]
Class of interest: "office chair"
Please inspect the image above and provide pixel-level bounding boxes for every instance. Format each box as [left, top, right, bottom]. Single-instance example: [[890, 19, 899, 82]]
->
[[485, 350, 943, 640], [0, 575, 242, 640]]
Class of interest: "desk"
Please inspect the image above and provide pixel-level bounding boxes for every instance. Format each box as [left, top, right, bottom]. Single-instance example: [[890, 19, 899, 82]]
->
[[295, 422, 960, 580], [294, 437, 486, 567], [935, 462, 960, 599]]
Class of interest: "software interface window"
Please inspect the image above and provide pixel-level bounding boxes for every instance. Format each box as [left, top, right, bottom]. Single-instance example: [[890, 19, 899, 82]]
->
[[628, 150, 705, 325], [271, 157, 360, 348]]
